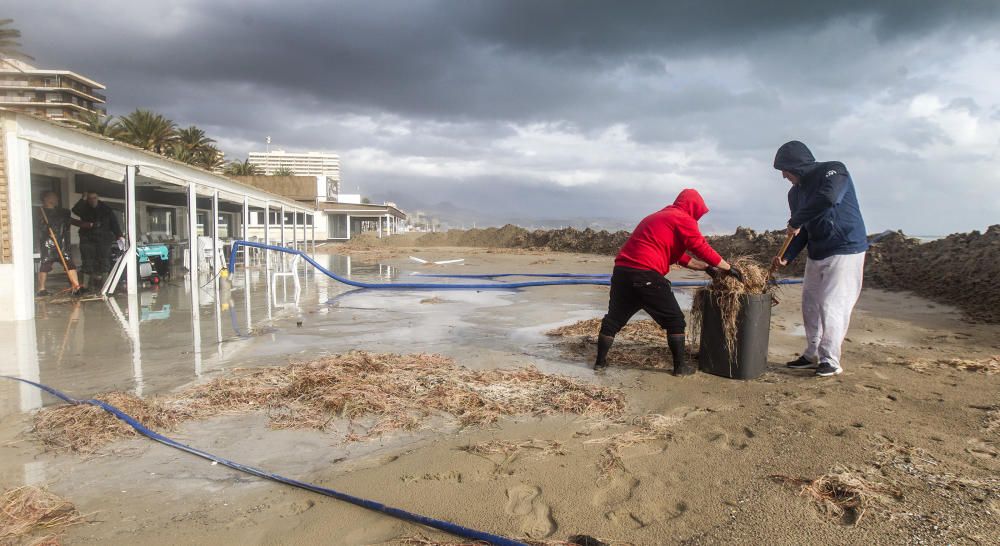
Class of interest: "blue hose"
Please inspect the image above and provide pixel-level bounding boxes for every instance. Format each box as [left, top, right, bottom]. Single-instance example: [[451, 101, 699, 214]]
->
[[411, 272, 611, 279], [228, 241, 803, 290], [229, 241, 610, 289], [0, 375, 527, 546]]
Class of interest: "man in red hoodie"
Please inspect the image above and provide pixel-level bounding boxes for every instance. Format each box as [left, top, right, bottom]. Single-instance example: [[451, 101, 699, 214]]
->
[[597, 189, 742, 375]]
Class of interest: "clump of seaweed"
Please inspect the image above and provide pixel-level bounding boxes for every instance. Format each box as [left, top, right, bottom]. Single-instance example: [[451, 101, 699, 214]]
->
[[899, 355, 1000, 375], [0, 485, 83, 542], [460, 439, 565, 472], [771, 468, 901, 525], [32, 352, 626, 453], [584, 414, 680, 478], [689, 257, 772, 362], [546, 318, 664, 345]]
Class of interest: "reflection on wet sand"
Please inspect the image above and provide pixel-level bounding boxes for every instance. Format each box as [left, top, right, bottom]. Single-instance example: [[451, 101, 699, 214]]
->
[[2, 252, 633, 420]]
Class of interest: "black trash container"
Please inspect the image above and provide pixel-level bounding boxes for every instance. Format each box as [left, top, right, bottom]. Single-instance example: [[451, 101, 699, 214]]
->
[[697, 291, 771, 379]]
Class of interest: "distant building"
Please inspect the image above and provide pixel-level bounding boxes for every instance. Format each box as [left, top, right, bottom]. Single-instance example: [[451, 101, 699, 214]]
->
[[247, 150, 340, 198], [0, 59, 107, 126], [232, 175, 406, 241]]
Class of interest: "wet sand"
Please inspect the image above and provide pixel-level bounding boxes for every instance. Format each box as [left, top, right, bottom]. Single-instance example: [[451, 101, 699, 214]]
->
[[1, 247, 998, 545]]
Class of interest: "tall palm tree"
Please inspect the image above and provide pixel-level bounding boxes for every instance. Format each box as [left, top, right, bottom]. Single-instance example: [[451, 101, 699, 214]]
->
[[79, 111, 122, 138], [174, 125, 215, 155], [224, 159, 260, 176], [118, 109, 177, 154], [194, 145, 226, 171], [0, 19, 33, 64], [270, 166, 295, 176]]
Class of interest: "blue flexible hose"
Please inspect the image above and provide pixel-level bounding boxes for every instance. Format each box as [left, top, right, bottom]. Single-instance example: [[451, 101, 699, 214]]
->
[[229, 241, 610, 288], [228, 241, 803, 289], [0, 375, 527, 546], [410, 272, 611, 279]]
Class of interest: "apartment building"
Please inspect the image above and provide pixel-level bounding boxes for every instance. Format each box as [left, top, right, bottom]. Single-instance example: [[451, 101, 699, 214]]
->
[[0, 59, 107, 126], [247, 150, 340, 199]]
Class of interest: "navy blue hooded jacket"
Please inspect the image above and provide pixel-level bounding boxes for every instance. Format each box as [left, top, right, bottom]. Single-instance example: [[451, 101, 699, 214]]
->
[[773, 141, 867, 262]]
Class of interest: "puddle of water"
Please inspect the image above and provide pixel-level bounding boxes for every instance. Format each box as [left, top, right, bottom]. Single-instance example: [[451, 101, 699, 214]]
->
[[0, 254, 702, 420]]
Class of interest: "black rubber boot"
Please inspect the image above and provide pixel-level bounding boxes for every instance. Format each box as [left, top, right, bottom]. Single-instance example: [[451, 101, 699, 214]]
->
[[669, 334, 695, 376], [595, 334, 614, 369]]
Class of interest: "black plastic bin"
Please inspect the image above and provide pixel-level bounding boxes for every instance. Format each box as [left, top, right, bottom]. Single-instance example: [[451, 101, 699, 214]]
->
[[697, 291, 771, 379]]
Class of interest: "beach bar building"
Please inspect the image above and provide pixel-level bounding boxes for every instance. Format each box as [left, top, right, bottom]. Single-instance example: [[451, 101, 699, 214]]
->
[[0, 109, 318, 322]]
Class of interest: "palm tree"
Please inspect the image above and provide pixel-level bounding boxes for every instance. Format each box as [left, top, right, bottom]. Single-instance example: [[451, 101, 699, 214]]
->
[[174, 125, 215, 155], [118, 109, 177, 154], [270, 166, 295, 176], [0, 19, 33, 64], [224, 159, 260, 176], [194, 145, 226, 171], [79, 111, 122, 138]]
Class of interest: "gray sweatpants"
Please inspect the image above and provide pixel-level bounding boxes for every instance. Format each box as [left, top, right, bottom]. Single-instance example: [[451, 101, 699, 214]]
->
[[801, 251, 866, 370]]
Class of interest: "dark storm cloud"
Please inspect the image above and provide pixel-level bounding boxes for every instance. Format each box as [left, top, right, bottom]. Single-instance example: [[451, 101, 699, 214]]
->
[[12, 0, 1000, 123], [6, 1, 1000, 233]]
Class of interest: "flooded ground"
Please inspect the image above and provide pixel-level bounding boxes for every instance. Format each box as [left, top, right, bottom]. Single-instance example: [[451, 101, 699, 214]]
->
[[1, 247, 997, 545]]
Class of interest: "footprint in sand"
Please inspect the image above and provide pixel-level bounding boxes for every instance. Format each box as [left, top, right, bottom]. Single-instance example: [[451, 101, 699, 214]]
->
[[966, 439, 998, 460], [505, 484, 556, 538], [592, 476, 639, 508], [706, 429, 748, 450]]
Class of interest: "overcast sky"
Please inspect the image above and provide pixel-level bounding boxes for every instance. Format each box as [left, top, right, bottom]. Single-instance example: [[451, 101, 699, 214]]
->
[[9, 1, 1000, 233]]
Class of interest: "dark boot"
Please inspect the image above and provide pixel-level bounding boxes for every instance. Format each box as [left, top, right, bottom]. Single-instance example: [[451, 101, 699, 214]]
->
[[669, 334, 695, 376], [595, 334, 614, 369]]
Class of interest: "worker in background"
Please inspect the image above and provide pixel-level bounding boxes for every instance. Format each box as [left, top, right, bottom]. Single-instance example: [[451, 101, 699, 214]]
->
[[72, 191, 124, 290], [596, 188, 743, 375], [35, 190, 88, 297], [771, 141, 868, 377]]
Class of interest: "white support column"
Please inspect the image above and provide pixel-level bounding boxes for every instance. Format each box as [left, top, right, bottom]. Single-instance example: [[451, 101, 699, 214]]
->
[[378, 215, 382, 238], [4, 136, 35, 321], [263, 201, 271, 270], [125, 165, 139, 295], [280, 205, 286, 248], [346, 214, 351, 240], [292, 209, 299, 251], [311, 213, 316, 252], [211, 190, 219, 272], [187, 183, 199, 278], [242, 196, 250, 268]]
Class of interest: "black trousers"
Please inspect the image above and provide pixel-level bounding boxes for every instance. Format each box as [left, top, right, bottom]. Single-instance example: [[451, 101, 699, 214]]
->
[[79, 238, 112, 276], [600, 266, 686, 336]]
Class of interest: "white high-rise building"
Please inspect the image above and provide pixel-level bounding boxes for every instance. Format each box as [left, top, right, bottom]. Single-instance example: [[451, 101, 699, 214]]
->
[[248, 150, 340, 177]]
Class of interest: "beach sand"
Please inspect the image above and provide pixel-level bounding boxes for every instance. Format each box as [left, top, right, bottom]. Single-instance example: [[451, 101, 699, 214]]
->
[[1, 247, 997, 545]]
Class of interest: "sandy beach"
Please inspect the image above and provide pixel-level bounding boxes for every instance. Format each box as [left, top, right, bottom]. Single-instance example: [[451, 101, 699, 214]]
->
[[1, 246, 997, 545]]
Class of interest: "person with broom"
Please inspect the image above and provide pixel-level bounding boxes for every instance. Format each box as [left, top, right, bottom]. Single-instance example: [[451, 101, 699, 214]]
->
[[35, 190, 89, 297], [771, 141, 868, 377], [595, 188, 743, 375]]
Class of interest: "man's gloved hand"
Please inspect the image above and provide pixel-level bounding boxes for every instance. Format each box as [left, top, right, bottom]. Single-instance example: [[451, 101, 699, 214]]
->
[[727, 266, 745, 283], [705, 265, 721, 280]]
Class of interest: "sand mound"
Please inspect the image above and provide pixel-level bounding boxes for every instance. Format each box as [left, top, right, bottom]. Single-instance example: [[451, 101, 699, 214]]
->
[[32, 352, 625, 453], [404, 223, 1000, 324]]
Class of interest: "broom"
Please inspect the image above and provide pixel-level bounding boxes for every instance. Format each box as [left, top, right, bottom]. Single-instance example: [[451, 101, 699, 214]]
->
[[38, 206, 76, 293]]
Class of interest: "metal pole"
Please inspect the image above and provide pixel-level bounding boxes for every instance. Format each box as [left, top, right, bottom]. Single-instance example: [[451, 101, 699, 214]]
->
[[125, 165, 138, 295], [292, 209, 299, 251], [311, 213, 316, 253]]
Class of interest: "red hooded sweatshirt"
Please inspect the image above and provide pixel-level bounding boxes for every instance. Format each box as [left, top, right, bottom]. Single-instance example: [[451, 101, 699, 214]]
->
[[614, 189, 723, 275]]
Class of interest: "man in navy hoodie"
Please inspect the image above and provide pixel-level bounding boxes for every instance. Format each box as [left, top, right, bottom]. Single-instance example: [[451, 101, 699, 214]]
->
[[772, 141, 868, 377]]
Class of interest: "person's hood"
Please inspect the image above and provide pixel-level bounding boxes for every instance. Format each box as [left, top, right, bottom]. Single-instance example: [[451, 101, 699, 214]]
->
[[670, 188, 709, 220], [773, 140, 816, 176]]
